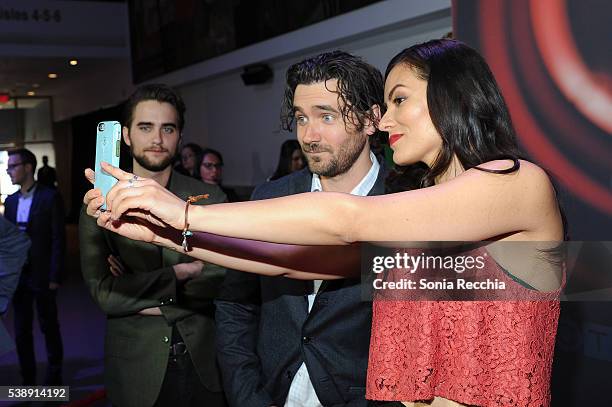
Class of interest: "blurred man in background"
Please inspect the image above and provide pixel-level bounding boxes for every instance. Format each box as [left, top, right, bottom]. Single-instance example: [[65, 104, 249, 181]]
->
[[5, 148, 65, 385]]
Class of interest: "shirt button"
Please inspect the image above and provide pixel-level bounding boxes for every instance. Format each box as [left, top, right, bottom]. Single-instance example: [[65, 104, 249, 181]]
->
[[160, 296, 173, 305], [162, 336, 169, 343]]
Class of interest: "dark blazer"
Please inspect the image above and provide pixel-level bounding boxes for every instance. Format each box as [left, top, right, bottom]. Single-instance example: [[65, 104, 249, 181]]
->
[[216, 160, 387, 407], [4, 183, 65, 290], [79, 171, 227, 407]]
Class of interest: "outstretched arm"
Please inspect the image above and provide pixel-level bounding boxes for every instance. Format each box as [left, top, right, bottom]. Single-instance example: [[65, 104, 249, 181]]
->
[[93, 216, 358, 279], [178, 231, 359, 279], [84, 168, 358, 279], [184, 162, 562, 244], [100, 159, 563, 246]]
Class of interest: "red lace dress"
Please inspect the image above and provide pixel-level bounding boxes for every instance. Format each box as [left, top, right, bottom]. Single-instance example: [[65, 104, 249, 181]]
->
[[366, 248, 564, 407]]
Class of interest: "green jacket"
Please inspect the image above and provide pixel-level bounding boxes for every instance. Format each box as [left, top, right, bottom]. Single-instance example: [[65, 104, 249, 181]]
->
[[79, 171, 227, 407]]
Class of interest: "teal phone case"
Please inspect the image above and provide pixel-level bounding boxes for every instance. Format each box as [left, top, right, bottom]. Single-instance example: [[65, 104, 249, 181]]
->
[[94, 121, 121, 210]]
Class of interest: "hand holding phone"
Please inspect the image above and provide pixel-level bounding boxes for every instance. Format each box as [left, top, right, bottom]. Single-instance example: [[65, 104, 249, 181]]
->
[[94, 121, 121, 210]]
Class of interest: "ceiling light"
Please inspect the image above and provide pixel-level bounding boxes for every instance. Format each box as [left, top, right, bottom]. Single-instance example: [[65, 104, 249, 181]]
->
[[48, 73, 58, 79], [69, 59, 78, 66], [32, 83, 40, 88], [27, 91, 35, 96]]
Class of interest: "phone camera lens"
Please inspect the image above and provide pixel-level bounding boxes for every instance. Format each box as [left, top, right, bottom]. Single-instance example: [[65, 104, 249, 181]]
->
[[98, 123, 106, 132]]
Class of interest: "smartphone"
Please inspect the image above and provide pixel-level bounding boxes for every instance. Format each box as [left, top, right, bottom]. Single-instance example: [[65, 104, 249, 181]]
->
[[94, 121, 122, 210]]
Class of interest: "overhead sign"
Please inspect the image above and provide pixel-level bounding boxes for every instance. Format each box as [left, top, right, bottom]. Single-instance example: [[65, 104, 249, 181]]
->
[[0, 0, 129, 58]]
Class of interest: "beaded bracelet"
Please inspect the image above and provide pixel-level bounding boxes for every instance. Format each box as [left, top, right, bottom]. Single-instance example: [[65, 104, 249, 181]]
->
[[181, 194, 209, 252]]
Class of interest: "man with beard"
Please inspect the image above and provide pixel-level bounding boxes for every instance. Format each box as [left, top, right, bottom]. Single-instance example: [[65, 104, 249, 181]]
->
[[79, 84, 227, 407], [215, 51, 386, 406]]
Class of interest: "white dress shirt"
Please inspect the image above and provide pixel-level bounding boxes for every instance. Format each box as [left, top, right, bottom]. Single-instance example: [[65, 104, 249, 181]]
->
[[16, 184, 37, 232]]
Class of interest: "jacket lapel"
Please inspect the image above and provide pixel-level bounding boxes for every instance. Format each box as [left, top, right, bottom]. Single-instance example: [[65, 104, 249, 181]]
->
[[316, 157, 386, 297], [26, 186, 44, 233], [4, 195, 17, 223], [368, 158, 387, 197], [286, 170, 314, 310], [289, 169, 312, 195]]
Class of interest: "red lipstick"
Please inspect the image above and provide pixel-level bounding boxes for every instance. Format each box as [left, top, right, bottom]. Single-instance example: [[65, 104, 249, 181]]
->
[[389, 134, 403, 146]]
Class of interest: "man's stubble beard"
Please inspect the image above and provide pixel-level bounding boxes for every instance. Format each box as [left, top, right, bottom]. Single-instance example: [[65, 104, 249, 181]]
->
[[130, 145, 176, 172], [304, 135, 367, 178]]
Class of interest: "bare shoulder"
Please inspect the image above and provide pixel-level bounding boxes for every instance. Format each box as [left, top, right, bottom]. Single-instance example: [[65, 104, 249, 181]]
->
[[470, 159, 562, 239], [470, 159, 557, 202], [473, 159, 552, 188]]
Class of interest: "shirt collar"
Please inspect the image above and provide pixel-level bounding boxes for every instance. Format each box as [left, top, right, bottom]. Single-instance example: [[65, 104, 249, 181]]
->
[[19, 182, 37, 199], [311, 151, 380, 196]]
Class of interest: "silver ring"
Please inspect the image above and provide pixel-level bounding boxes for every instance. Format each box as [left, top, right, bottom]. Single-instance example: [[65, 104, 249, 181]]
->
[[127, 174, 138, 187]]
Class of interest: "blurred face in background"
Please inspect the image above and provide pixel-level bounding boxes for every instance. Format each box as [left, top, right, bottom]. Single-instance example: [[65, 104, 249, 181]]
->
[[200, 153, 223, 185], [181, 146, 197, 173], [6, 154, 31, 186], [290, 148, 305, 173]]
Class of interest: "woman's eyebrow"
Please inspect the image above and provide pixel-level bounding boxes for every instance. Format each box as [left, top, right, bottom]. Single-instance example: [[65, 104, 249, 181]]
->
[[387, 84, 407, 100]]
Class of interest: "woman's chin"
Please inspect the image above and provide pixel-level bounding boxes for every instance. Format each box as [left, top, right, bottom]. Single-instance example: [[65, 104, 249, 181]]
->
[[392, 152, 417, 167]]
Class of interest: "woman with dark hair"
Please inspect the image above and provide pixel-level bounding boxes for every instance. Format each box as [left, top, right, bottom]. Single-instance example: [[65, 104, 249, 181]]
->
[[269, 139, 305, 181], [175, 143, 203, 180], [86, 39, 564, 406]]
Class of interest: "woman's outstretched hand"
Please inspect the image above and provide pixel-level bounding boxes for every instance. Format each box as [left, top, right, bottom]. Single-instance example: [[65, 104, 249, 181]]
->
[[100, 162, 186, 230], [82, 163, 184, 248]]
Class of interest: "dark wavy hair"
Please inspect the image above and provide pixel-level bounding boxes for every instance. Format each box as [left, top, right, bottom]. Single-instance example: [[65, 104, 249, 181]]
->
[[384, 39, 523, 191], [123, 84, 186, 132], [281, 50, 385, 138], [385, 39, 568, 240], [270, 139, 303, 181]]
